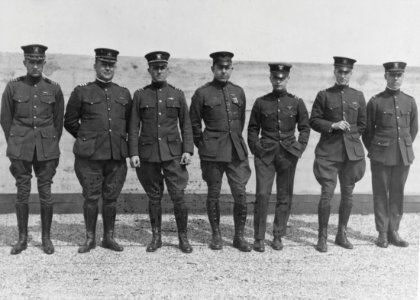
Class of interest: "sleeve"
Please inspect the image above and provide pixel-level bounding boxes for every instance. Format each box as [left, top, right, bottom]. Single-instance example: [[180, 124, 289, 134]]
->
[[189, 90, 204, 148], [247, 99, 260, 154], [128, 91, 141, 156], [54, 85, 65, 140], [410, 97, 418, 141], [309, 91, 334, 133], [0, 83, 13, 141], [362, 98, 375, 150], [64, 88, 82, 138], [356, 92, 367, 135], [178, 91, 194, 155], [296, 98, 311, 149]]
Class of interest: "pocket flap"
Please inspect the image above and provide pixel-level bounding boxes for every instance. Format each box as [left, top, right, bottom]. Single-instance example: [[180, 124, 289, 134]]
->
[[115, 97, 128, 106], [204, 131, 220, 139], [40, 95, 56, 104], [349, 103, 360, 110], [41, 128, 57, 138], [12, 94, 29, 103], [405, 136, 413, 146], [167, 135, 181, 142], [166, 99, 180, 108], [77, 131, 98, 141], [140, 136, 155, 145], [140, 99, 156, 108], [372, 136, 390, 147], [204, 97, 222, 107], [82, 98, 102, 105], [9, 128, 27, 137]]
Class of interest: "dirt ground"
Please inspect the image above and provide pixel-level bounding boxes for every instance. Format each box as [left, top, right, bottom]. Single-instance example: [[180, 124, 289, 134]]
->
[[0, 213, 418, 299]]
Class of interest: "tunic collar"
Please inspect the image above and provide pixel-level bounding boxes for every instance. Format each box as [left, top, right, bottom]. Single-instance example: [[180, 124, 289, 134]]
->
[[95, 78, 112, 89], [24, 75, 42, 85], [212, 79, 229, 88], [385, 87, 400, 96], [151, 81, 168, 89]]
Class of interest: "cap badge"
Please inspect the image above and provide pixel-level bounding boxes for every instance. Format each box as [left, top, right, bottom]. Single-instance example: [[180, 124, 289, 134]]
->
[[157, 54, 162, 60]]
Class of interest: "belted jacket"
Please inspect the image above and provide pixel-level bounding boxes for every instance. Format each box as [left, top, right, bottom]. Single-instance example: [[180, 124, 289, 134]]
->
[[0, 75, 64, 161], [362, 88, 418, 166], [310, 84, 366, 162], [128, 82, 193, 162], [64, 80, 132, 160], [248, 89, 310, 165], [190, 80, 248, 162]]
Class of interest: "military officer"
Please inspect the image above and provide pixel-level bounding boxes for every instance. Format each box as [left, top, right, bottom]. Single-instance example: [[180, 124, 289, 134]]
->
[[362, 62, 418, 248], [0, 44, 64, 255], [190, 51, 252, 252], [310, 56, 366, 252], [248, 63, 310, 252], [128, 51, 194, 253], [64, 48, 131, 253]]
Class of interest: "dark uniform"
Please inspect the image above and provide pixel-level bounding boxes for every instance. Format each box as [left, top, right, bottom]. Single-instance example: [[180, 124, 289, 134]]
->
[[248, 63, 310, 252], [310, 57, 366, 252], [362, 62, 418, 248], [190, 51, 251, 251], [128, 51, 194, 253], [0, 44, 64, 255], [64, 48, 131, 253]]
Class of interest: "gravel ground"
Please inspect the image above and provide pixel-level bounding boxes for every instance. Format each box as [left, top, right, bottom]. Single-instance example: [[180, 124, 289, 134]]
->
[[0, 213, 418, 299]]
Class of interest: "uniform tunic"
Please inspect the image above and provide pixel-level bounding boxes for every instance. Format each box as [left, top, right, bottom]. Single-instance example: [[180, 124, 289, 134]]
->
[[64, 80, 131, 205], [248, 89, 310, 238], [363, 88, 418, 232], [1, 75, 64, 204], [128, 82, 193, 202]]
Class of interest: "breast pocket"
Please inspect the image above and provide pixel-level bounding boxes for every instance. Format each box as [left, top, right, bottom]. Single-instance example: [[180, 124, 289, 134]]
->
[[347, 102, 360, 123], [281, 108, 297, 129], [230, 96, 243, 120], [203, 97, 223, 120], [12, 94, 30, 117], [40, 93, 56, 115], [380, 110, 394, 127], [326, 104, 340, 121], [82, 97, 102, 115], [114, 96, 129, 119], [261, 110, 277, 131], [166, 99, 181, 118], [140, 100, 156, 120]]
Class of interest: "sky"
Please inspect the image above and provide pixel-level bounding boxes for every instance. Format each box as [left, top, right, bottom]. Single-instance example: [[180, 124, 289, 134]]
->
[[1, 0, 420, 66]]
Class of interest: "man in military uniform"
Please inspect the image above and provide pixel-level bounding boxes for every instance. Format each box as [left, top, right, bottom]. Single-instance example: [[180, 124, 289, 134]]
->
[[129, 51, 194, 253], [362, 62, 418, 248], [248, 63, 310, 252], [190, 51, 251, 252], [310, 56, 366, 252], [64, 48, 131, 253], [0, 44, 64, 255]]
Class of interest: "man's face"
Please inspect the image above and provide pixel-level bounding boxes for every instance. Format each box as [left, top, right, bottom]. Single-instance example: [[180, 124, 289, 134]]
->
[[23, 58, 45, 78], [211, 63, 233, 82], [94, 60, 116, 82], [385, 71, 404, 90], [270, 73, 289, 91], [148, 64, 169, 82], [334, 67, 352, 86]]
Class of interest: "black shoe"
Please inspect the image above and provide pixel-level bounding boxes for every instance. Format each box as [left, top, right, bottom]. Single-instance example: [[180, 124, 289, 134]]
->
[[272, 237, 283, 250], [233, 236, 252, 252], [78, 204, 98, 254], [335, 227, 353, 249], [209, 232, 223, 250], [253, 239, 265, 252], [146, 231, 162, 252], [388, 231, 409, 247], [376, 232, 388, 248], [11, 239, 28, 255], [179, 232, 193, 253], [78, 235, 96, 253]]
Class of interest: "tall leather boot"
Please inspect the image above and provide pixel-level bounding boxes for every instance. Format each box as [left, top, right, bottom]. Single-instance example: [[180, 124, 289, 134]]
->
[[174, 204, 192, 253], [102, 202, 123, 252], [78, 204, 98, 253], [11, 203, 29, 255], [232, 203, 251, 252], [40, 205, 54, 254], [335, 201, 353, 249], [207, 200, 222, 250], [316, 202, 330, 253], [146, 200, 162, 252]]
